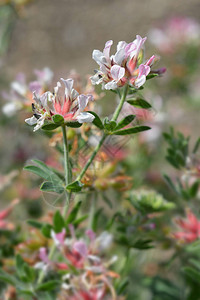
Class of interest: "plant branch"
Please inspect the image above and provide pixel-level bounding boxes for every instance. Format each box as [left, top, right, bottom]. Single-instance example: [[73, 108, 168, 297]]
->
[[76, 85, 129, 181]]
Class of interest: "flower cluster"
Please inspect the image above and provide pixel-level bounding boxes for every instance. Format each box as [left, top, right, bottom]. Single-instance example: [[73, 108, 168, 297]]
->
[[35, 227, 119, 299], [25, 78, 95, 131], [173, 210, 200, 243], [91, 35, 155, 90], [2, 68, 53, 117]]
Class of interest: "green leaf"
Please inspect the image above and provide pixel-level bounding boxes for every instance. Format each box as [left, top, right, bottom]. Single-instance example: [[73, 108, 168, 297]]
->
[[65, 121, 82, 128], [66, 181, 83, 192], [183, 266, 200, 283], [163, 174, 178, 194], [41, 224, 52, 238], [0, 270, 15, 285], [42, 123, 60, 131], [127, 98, 152, 109], [36, 280, 60, 291], [25, 159, 64, 184], [52, 114, 64, 125], [193, 137, 200, 153], [189, 181, 199, 198], [113, 126, 151, 135], [27, 220, 43, 229], [92, 208, 103, 231], [24, 165, 50, 181], [40, 181, 64, 194], [87, 111, 104, 129], [104, 118, 117, 132], [146, 73, 158, 80], [53, 211, 65, 233], [115, 115, 135, 131], [116, 278, 129, 295], [73, 215, 88, 227], [66, 201, 82, 225]]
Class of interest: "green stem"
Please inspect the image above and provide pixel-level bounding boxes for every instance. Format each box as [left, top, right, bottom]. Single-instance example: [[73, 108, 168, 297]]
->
[[88, 192, 98, 230], [62, 125, 72, 216], [76, 85, 129, 181], [77, 134, 107, 181], [112, 84, 129, 122], [62, 125, 71, 185], [37, 125, 72, 285]]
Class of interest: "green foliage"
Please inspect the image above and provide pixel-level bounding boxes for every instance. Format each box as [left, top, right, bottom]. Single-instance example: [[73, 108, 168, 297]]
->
[[53, 211, 65, 233], [103, 117, 117, 132], [40, 181, 64, 194], [127, 98, 152, 109], [112, 125, 151, 135], [66, 180, 84, 192], [52, 114, 64, 125], [42, 123, 60, 131], [88, 111, 104, 129], [115, 115, 135, 131], [129, 190, 175, 214], [163, 128, 189, 169], [65, 121, 82, 128]]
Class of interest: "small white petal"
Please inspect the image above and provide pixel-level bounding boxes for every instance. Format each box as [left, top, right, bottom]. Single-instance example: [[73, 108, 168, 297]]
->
[[104, 80, 118, 90], [71, 88, 79, 100], [77, 112, 95, 123], [78, 94, 89, 111], [92, 50, 107, 65], [60, 78, 74, 97], [117, 41, 127, 51], [25, 116, 38, 126], [110, 65, 125, 81], [103, 40, 113, 59], [113, 48, 126, 65], [135, 75, 146, 88]]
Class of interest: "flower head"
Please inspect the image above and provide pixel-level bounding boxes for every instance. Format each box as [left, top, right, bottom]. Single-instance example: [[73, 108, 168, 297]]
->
[[2, 68, 54, 117], [91, 35, 155, 90], [25, 78, 95, 131], [173, 210, 200, 243]]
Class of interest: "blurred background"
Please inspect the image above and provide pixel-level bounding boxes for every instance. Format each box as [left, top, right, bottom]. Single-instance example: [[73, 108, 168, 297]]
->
[[0, 1, 200, 299], [1, 0, 200, 77]]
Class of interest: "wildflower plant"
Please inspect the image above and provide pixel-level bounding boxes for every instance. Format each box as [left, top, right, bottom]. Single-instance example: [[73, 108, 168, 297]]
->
[[0, 35, 184, 299]]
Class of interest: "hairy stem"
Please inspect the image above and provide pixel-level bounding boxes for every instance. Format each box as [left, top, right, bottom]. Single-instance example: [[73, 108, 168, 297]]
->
[[76, 85, 129, 181], [37, 125, 72, 285]]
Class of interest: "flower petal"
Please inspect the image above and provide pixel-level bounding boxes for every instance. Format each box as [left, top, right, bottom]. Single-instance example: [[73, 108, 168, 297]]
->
[[73, 240, 88, 257], [61, 78, 74, 97], [25, 115, 38, 125], [135, 74, 146, 88], [113, 48, 126, 65], [76, 112, 95, 123], [104, 80, 118, 90], [103, 40, 113, 60], [110, 65, 125, 81]]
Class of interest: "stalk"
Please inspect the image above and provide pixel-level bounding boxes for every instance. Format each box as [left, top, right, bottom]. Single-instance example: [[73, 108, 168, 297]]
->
[[76, 85, 129, 181], [37, 125, 72, 284]]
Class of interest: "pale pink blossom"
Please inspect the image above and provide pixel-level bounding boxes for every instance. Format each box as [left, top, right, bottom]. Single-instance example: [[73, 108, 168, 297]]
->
[[25, 78, 95, 131], [91, 35, 155, 90]]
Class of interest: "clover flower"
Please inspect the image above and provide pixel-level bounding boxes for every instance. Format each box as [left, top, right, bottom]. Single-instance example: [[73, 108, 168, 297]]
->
[[25, 78, 95, 131], [91, 35, 155, 90], [2, 68, 53, 117], [173, 210, 200, 243]]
